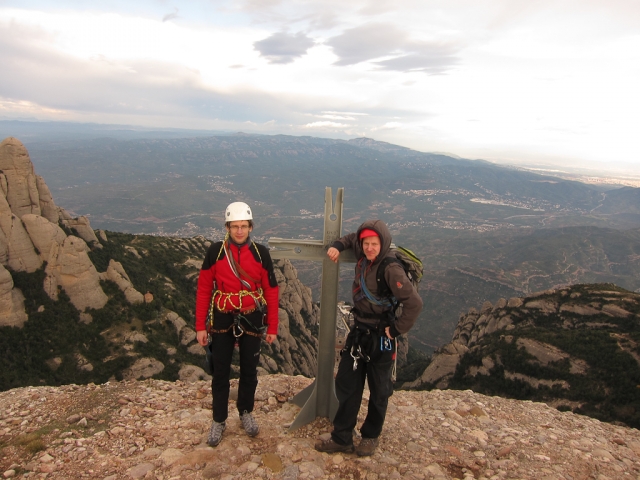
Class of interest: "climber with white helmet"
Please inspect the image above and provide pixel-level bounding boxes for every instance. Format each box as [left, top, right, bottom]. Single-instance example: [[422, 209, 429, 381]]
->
[[195, 201, 279, 447]]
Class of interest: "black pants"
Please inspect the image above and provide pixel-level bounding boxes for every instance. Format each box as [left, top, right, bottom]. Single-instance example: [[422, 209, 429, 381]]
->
[[331, 326, 394, 445], [210, 311, 263, 423]]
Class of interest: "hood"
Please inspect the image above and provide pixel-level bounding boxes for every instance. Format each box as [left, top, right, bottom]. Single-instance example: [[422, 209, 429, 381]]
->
[[354, 219, 392, 263]]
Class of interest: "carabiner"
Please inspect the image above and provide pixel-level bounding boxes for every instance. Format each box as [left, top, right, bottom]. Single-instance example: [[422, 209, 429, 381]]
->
[[233, 324, 245, 338]]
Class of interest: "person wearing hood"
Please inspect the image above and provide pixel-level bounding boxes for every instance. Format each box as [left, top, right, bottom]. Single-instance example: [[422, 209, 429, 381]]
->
[[315, 219, 423, 457], [195, 202, 279, 447]]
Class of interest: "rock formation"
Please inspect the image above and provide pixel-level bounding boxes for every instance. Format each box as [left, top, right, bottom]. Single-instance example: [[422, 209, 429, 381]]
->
[[44, 235, 108, 311], [0, 137, 42, 217], [0, 263, 27, 327], [0, 202, 42, 272], [267, 259, 320, 377], [0, 136, 146, 319], [404, 283, 640, 427], [35, 175, 59, 223], [57, 208, 100, 247], [21, 213, 67, 262], [100, 259, 144, 304]]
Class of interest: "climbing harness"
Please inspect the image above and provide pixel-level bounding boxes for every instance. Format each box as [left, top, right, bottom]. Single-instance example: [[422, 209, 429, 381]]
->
[[205, 235, 268, 334], [208, 312, 266, 338], [347, 325, 374, 371]]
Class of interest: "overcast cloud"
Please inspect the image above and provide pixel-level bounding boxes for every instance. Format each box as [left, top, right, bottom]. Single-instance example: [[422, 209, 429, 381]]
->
[[327, 23, 461, 73], [1, 0, 639, 172], [254, 31, 315, 64]]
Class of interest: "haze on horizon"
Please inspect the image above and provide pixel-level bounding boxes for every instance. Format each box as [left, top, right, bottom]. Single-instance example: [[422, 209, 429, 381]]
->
[[1, 0, 639, 174]]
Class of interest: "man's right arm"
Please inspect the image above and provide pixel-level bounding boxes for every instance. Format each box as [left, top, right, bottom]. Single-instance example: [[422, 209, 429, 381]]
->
[[327, 232, 357, 262]]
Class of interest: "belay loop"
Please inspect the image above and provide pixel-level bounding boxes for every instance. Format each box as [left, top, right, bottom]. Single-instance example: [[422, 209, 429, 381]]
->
[[233, 312, 266, 338], [208, 313, 266, 338]]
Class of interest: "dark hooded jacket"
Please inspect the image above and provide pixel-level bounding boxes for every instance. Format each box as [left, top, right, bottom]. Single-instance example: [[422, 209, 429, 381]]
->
[[331, 219, 423, 338]]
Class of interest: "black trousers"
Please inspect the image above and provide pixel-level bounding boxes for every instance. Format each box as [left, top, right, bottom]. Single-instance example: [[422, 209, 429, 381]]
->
[[210, 311, 263, 423], [331, 326, 394, 445]]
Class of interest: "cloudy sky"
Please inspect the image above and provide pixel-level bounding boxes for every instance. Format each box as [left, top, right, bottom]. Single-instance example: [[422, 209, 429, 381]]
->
[[1, 0, 639, 172]]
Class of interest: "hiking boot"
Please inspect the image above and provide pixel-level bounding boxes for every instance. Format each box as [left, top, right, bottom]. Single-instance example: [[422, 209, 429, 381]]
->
[[240, 411, 259, 437], [315, 437, 355, 454], [356, 437, 379, 456], [207, 421, 226, 447]]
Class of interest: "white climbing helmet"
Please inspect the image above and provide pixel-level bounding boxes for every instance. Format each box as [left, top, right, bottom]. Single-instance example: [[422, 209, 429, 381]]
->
[[225, 202, 253, 222]]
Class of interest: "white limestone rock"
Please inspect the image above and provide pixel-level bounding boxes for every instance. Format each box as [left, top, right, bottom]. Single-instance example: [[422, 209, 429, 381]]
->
[[101, 259, 144, 304], [58, 207, 100, 247], [35, 175, 59, 224], [44, 235, 108, 311], [403, 344, 466, 389], [123, 357, 164, 380], [0, 196, 42, 272], [0, 137, 41, 218], [75, 354, 94, 372], [21, 213, 67, 263], [166, 311, 187, 336], [0, 263, 28, 328], [180, 328, 196, 346], [178, 365, 210, 383]]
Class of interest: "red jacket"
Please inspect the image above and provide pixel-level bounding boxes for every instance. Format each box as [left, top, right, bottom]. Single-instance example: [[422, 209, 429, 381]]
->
[[195, 239, 279, 335]]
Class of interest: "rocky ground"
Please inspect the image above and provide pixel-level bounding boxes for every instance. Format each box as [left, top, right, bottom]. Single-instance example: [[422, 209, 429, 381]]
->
[[1, 374, 640, 480]]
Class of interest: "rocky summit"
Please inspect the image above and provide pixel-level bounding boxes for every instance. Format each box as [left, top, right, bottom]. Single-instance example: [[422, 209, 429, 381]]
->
[[2, 375, 640, 480]]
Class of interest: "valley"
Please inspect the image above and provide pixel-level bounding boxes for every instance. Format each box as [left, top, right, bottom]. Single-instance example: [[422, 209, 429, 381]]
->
[[6, 127, 640, 351]]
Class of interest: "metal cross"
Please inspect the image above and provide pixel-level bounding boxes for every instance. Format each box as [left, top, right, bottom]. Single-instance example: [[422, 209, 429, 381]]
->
[[268, 187, 355, 431]]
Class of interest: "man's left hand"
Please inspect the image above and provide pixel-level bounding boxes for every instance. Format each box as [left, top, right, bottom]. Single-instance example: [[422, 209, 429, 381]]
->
[[265, 334, 276, 344]]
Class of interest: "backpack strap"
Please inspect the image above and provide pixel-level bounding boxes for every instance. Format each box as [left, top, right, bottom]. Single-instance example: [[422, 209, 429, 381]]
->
[[251, 242, 278, 288], [375, 256, 402, 299]]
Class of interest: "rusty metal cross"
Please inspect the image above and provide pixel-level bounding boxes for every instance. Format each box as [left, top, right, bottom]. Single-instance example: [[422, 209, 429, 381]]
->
[[268, 187, 355, 431]]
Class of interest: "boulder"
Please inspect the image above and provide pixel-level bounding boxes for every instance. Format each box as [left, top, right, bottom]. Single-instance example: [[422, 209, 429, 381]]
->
[[0, 137, 41, 217], [21, 213, 67, 263], [0, 197, 42, 272], [58, 207, 100, 246], [166, 311, 187, 336], [559, 304, 601, 316], [123, 357, 165, 381], [403, 350, 462, 389], [524, 299, 558, 314], [178, 365, 210, 383], [44, 235, 108, 311], [507, 297, 523, 308], [101, 259, 144, 304], [35, 176, 59, 223]]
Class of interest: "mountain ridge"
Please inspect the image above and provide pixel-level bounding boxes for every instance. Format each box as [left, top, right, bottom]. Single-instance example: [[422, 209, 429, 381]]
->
[[407, 282, 640, 429]]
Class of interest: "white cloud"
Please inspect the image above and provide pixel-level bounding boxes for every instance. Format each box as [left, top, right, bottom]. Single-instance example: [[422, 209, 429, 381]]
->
[[0, 1, 639, 171], [303, 121, 350, 128]]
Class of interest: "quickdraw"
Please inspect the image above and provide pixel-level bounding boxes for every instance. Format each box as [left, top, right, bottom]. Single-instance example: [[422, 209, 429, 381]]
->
[[349, 326, 372, 371]]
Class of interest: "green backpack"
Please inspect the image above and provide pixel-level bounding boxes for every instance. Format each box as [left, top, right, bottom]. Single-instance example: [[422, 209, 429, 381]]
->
[[375, 246, 424, 299]]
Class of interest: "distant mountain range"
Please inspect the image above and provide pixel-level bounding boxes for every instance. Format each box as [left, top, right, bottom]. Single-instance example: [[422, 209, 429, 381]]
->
[[2, 123, 640, 352]]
